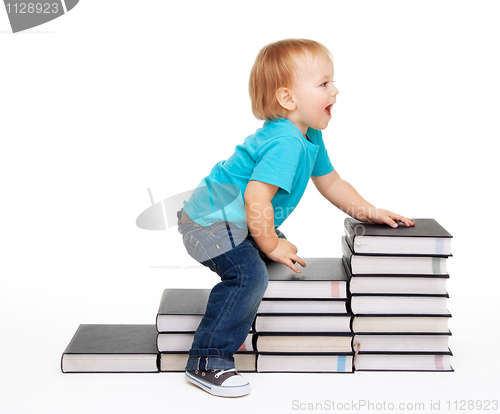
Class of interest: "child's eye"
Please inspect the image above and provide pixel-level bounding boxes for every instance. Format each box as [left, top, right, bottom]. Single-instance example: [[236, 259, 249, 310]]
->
[[320, 81, 334, 87]]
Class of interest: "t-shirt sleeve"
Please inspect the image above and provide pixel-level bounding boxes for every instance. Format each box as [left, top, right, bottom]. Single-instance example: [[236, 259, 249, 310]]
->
[[310, 129, 334, 177], [249, 136, 302, 194]]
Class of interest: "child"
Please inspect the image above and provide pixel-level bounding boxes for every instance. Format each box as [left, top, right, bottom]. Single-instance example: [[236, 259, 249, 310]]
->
[[177, 38, 414, 397]]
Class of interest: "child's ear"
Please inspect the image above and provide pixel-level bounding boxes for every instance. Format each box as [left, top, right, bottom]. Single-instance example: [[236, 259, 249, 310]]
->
[[275, 87, 296, 112]]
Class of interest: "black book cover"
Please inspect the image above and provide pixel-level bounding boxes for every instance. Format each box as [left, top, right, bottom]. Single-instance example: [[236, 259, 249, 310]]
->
[[256, 312, 353, 317], [61, 324, 159, 373], [344, 218, 452, 257], [351, 293, 449, 298], [254, 332, 355, 338], [156, 288, 212, 332], [266, 257, 348, 281], [354, 331, 452, 336], [344, 218, 452, 239], [157, 288, 211, 316], [353, 312, 452, 318]]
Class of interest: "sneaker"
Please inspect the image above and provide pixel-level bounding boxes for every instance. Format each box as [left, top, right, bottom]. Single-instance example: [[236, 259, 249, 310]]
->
[[185, 368, 250, 397]]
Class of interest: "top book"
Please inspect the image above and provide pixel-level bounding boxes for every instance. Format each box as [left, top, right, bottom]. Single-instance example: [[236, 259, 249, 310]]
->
[[156, 289, 210, 332], [344, 218, 452, 256], [264, 257, 348, 299]]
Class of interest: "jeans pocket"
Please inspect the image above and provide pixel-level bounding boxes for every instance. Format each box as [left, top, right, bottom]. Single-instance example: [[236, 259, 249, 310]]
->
[[208, 223, 248, 251], [183, 233, 217, 272]]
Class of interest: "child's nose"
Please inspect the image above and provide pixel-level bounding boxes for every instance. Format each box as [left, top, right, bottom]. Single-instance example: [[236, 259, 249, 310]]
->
[[331, 85, 339, 97]]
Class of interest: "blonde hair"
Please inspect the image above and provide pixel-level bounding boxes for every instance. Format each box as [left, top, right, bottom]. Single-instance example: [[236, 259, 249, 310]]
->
[[249, 39, 332, 121]]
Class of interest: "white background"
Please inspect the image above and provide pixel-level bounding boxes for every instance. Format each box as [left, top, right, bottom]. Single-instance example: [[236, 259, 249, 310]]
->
[[1, 1, 499, 412]]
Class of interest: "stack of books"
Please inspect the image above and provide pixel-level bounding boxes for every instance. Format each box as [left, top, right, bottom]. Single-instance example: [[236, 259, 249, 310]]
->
[[341, 218, 454, 372], [156, 288, 257, 372], [61, 218, 454, 375], [61, 289, 256, 373], [255, 258, 354, 373]]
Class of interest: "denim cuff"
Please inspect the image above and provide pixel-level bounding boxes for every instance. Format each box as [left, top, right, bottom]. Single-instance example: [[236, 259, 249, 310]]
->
[[186, 349, 235, 370]]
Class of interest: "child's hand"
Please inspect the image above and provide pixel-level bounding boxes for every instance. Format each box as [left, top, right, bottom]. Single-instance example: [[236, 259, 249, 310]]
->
[[266, 238, 306, 274], [365, 208, 414, 228]]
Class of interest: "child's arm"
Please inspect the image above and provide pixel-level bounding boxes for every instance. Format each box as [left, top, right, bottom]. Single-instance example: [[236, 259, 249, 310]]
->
[[245, 180, 306, 273], [311, 170, 414, 228]]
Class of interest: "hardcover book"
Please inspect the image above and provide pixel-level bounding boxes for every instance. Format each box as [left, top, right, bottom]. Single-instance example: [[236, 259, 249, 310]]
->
[[257, 299, 348, 314], [264, 257, 348, 298], [160, 352, 257, 372], [351, 315, 451, 334], [342, 237, 448, 275], [350, 294, 450, 315], [254, 314, 352, 333], [353, 333, 451, 353], [254, 332, 354, 353], [257, 353, 354, 373], [156, 288, 210, 332], [348, 275, 448, 295], [354, 352, 453, 372], [157, 332, 254, 353], [344, 257, 449, 295], [344, 218, 452, 256], [61, 324, 159, 373]]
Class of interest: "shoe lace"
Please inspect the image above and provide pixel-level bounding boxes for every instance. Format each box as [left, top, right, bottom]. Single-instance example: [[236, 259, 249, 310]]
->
[[214, 368, 237, 378]]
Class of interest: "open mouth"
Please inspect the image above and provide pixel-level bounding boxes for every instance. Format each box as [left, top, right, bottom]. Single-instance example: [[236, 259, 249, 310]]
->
[[325, 104, 333, 116]]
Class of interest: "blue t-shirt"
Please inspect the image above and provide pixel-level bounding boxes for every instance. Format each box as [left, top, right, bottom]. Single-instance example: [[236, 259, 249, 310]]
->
[[183, 118, 334, 229]]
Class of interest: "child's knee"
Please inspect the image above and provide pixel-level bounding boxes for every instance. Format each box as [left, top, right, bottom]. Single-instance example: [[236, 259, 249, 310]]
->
[[246, 262, 269, 297]]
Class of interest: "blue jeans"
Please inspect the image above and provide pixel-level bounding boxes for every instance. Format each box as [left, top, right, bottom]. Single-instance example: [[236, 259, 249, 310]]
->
[[177, 209, 285, 371]]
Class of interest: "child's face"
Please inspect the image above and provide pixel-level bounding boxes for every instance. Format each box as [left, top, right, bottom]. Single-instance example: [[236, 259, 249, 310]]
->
[[286, 53, 338, 137]]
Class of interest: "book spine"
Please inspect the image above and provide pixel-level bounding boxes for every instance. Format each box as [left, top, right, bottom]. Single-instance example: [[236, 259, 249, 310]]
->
[[341, 237, 354, 272], [344, 219, 356, 251], [61, 324, 83, 372]]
